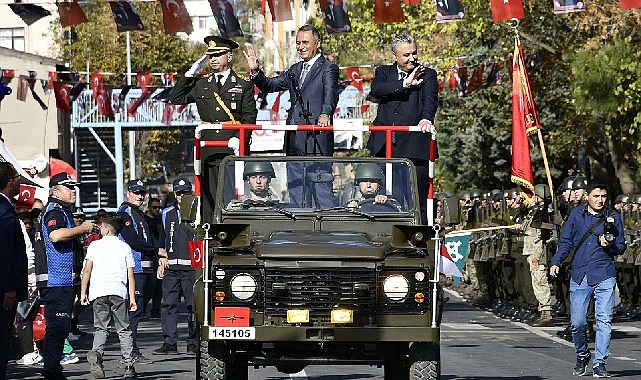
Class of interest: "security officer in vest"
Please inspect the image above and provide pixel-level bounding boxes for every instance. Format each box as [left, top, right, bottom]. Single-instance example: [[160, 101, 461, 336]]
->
[[35, 173, 96, 380], [117, 179, 169, 364], [153, 178, 198, 355], [171, 36, 258, 211]]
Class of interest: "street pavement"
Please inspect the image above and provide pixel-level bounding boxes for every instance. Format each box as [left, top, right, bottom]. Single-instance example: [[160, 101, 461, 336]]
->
[[7, 289, 641, 379]]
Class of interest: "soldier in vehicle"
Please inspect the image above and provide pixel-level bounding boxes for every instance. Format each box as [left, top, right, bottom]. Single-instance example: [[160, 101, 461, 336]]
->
[[227, 162, 280, 208], [346, 163, 390, 208]]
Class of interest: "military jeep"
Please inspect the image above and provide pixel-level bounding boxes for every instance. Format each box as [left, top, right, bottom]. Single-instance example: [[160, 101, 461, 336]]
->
[[191, 154, 444, 380]]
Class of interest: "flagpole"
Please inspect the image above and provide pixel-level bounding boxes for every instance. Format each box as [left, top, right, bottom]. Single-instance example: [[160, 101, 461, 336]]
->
[[126, 31, 136, 181], [446, 225, 517, 235], [537, 129, 555, 198]]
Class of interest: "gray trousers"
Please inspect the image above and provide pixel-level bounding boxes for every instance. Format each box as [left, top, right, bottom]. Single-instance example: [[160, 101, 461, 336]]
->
[[92, 295, 134, 365]]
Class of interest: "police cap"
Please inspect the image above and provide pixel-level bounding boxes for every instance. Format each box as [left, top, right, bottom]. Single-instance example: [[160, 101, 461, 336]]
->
[[173, 178, 192, 193], [204, 36, 239, 54]]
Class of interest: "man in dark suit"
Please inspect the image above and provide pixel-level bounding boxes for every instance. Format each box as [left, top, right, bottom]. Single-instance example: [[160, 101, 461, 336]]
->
[[367, 33, 439, 224], [0, 162, 28, 379], [244, 25, 339, 208]]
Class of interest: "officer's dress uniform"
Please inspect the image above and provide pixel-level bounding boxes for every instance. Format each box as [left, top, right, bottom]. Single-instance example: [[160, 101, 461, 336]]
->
[[117, 202, 158, 354], [171, 69, 257, 213], [34, 199, 83, 378], [159, 204, 197, 348]]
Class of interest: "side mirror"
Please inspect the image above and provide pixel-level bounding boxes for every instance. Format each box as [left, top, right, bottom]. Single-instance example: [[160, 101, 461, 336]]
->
[[180, 194, 198, 223], [441, 195, 460, 225]]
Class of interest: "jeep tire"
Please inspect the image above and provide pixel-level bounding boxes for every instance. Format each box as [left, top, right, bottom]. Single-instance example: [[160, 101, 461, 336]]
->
[[409, 342, 440, 380], [197, 340, 227, 380]]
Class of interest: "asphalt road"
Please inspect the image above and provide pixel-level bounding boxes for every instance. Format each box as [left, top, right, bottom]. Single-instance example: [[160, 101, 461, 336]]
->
[[7, 289, 641, 379]]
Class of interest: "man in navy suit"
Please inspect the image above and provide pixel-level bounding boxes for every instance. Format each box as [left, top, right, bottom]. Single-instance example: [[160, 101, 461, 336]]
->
[[367, 33, 439, 224], [244, 25, 339, 208], [0, 162, 28, 379]]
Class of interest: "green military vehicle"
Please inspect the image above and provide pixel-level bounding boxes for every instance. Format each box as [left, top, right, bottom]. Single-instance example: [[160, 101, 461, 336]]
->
[[187, 152, 446, 379]]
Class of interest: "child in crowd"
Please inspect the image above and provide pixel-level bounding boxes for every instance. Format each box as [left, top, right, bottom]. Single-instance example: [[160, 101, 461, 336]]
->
[[80, 216, 137, 378]]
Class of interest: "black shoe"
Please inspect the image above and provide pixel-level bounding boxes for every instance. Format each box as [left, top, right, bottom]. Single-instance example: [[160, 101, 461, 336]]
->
[[153, 343, 178, 355], [592, 364, 610, 378], [43, 371, 68, 380], [150, 312, 161, 319], [132, 352, 154, 364], [187, 344, 198, 354], [573, 352, 591, 376], [124, 364, 138, 378]]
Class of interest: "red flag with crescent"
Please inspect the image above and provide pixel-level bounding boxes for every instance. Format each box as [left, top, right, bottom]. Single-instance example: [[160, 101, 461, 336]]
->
[[53, 81, 71, 113], [374, 0, 405, 24], [511, 38, 539, 199], [266, 0, 293, 22], [16, 184, 37, 209], [128, 86, 158, 117], [58, 0, 88, 28], [90, 73, 103, 100], [490, 0, 524, 22], [345, 67, 363, 93], [270, 91, 284, 123], [96, 84, 115, 121], [136, 73, 151, 92], [158, 0, 193, 34], [189, 241, 204, 268]]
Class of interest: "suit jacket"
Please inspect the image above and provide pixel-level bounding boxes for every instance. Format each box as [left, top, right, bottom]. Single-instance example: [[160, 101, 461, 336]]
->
[[0, 195, 28, 301], [171, 69, 257, 154], [366, 63, 438, 161], [252, 55, 339, 156]]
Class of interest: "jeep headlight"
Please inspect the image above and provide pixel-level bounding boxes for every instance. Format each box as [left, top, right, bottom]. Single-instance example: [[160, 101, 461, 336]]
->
[[230, 273, 257, 300], [383, 275, 409, 302]]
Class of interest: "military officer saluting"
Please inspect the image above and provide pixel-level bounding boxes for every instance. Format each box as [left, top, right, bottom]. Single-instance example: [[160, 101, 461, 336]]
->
[[171, 35, 258, 205]]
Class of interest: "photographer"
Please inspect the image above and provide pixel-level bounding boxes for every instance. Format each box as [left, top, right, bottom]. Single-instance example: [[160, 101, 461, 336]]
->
[[550, 180, 626, 378]]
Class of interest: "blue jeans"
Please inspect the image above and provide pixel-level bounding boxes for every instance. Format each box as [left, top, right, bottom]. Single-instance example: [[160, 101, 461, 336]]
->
[[570, 275, 616, 367]]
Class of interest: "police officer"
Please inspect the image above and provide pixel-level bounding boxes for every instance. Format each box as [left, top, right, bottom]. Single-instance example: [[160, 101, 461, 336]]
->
[[171, 36, 257, 209], [154, 178, 198, 355], [35, 173, 95, 380], [118, 179, 169, 364]]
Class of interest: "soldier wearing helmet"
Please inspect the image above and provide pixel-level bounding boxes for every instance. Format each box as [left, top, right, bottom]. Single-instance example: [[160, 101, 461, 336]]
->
[[227, 161, 280, 208], [346, 163, 391, 208], [570, 175, 588, 206]]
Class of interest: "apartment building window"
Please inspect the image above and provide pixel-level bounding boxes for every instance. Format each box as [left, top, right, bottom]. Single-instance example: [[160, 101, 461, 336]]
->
[[197, 16, 208, 30], [0, 28, 25, 51]]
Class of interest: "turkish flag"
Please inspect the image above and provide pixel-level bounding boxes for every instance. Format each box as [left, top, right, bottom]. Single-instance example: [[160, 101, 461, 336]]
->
[[57, 0, 88, 28], [511, 43, 539, 199], [620, 0, 641, 9], [345, 67, 363, 93], [270, 91, 284, 123], [128, 86, 158, 117], [32, 306, 46, 342], [16, 184, 37, 210], [465, 63, 485, 95], [2, 69, 15, 85], [16, 76, 29, 102], [266, 0, 293, 22], [189, 241, 204, 268], [96, 84, 115, 121], [137, 72, 151, 92], [47, 72, 57, 93], [109, 1, 145, 32], [490, 0, 524, 22], [53, 81, 71, 113], [374, 0, 405, 24], [162, 103, 175, 125], [159, 0, 193, 34], [8, 3, 51, 26], [90, 73, 103, 100]]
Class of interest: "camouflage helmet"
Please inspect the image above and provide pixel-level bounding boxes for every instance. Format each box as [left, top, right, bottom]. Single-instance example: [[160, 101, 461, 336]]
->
[[354, 163, 384, 184], [534, 184, 550, 199], [243, 161, 275, 180], [459, 191, 471, 200], [571, 175, 588, 190]]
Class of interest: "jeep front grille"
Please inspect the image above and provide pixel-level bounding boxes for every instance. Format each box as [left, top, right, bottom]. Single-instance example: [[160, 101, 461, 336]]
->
[[265, 268, 376, 317]]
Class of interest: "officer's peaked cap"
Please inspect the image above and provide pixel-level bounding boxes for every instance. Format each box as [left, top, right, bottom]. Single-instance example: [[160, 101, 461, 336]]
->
[[204, 36, 239, 54]]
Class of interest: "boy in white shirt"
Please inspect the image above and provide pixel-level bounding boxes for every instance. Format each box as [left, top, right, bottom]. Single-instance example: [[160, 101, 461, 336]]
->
[[80, 216, 137, 378]]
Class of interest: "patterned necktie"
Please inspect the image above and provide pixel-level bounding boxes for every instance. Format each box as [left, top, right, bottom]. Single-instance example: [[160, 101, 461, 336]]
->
[[216, 74, 223, 90], [300, 63, 310, 84]]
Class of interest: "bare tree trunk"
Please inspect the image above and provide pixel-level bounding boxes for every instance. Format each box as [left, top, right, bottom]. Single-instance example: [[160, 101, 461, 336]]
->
[[591, 135, 635, 194]]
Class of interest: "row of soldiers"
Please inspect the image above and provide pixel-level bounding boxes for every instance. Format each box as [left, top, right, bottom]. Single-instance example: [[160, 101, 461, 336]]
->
[[440, 174, 641, 331]]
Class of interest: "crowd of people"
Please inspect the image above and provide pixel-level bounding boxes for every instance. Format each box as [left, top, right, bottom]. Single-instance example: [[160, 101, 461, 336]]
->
[[442, 175, 632, 378]]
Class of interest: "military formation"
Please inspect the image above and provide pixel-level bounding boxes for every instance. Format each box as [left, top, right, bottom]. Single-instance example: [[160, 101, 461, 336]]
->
[[440, 175, 641, 333]]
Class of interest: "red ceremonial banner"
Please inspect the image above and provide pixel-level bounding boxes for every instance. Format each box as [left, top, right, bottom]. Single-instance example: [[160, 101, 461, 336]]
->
[[90, 73, 103, 100], [58, 0, 88, 28], [374, 0, 405, 24], [620, 0, 641, 9], [511, 41, 539, 199], [490, 0, 524, 22], [53, 81, 71, 113], [158, 0, 193, 34], [188, 241, 204, 268], [96, 84, 115, 121], [266, 0, 293, 22], [16, 184, 37, 210]]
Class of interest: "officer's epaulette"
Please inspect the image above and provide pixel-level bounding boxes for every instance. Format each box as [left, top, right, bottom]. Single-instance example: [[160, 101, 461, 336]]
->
[[198, 72, 213, 79], [236, 73, 250, 82]]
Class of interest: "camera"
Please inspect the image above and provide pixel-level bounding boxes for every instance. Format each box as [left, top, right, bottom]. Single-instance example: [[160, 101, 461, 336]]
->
[[603, 216, 616, 243]]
